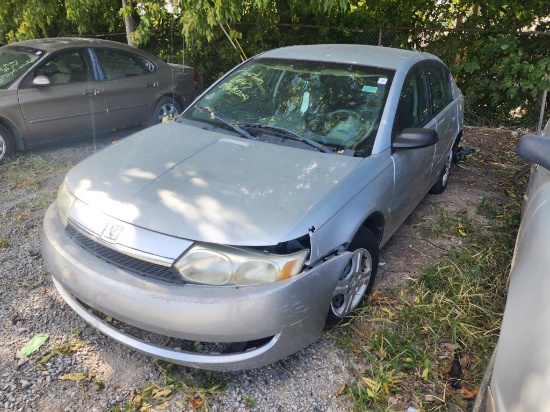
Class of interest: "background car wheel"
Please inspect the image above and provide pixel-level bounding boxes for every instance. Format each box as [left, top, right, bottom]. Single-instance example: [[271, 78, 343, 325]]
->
[[430, 146, 453, 194], [0, 124, 15, 163], [152, 97, 183, 125], [325, 227, 379, 329]]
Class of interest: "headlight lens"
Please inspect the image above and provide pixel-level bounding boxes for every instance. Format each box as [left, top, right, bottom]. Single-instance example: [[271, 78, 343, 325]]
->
[[56, 181, 76, 227], [173, 243, 309, 286]]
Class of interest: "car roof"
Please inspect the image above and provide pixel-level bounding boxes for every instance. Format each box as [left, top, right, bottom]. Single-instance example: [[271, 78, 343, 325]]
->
[[6, 37, 135, 53], [258, 44, 437, 70]]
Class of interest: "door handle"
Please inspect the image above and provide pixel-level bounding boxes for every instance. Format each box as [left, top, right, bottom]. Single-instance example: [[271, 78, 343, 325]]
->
[[146, 81, 159, 88], [83, 89, 100, 96]]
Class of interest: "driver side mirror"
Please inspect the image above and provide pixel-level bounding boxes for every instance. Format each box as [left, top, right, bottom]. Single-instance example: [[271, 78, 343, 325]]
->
[[33, 75, 51, 87], [393, 128, 439, 150]]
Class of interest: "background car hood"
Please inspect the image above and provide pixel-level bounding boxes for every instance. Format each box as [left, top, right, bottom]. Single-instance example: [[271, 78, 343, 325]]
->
[[67, 122, 362, 245]]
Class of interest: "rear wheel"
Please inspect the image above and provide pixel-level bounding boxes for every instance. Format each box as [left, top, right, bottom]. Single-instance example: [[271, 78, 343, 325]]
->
[[152, 96, 183, 125], [430, 145, 453, 194], [325, 227, 379, 329], [0, 124, 15, 163]]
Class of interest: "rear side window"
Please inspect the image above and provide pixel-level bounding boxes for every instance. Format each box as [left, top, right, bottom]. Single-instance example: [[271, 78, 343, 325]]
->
[[95, 49, 154, 80], [396, 65, 430, 131], [425, 61, 453, 114]]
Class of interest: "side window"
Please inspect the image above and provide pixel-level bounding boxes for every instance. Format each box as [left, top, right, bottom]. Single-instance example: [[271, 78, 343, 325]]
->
[[95, 49, 150, 80], [425, 61, 453, 114], [396, 65, 430, 132], [34, 50, 92, 85]]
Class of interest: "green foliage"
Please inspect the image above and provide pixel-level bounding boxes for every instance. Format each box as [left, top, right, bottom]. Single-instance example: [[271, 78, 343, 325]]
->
[[0, 0, 549, 128], [430, 32, 550, 127], [0, 0, 123, 42]]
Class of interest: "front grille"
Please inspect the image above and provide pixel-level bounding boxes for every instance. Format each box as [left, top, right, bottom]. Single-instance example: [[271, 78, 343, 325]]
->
[[66, 224, 184, 285]]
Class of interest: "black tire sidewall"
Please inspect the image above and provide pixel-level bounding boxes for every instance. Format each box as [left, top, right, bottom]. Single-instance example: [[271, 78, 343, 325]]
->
[[151, 96, 183, 125], [0, 124, 15, 162]]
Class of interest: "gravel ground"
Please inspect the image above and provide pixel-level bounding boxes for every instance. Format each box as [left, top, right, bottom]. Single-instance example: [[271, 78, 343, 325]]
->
[[0, 126, 514, 411]]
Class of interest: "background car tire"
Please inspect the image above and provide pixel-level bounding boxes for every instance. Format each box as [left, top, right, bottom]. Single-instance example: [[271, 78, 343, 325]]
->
[[430, 146, 453, 194], [0, 124, 15, 163], [152, 96, 183, 125], [325, 227, 379, 329]]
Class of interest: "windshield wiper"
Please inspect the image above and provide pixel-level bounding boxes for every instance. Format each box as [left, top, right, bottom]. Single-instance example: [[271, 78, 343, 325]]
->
[[239, 124, 333, 154], [194, 106, 254, 140]]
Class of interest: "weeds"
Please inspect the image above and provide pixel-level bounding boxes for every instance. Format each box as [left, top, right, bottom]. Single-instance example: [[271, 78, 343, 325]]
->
[[110, 363, 229, 411], [339, 175, 523, 410]]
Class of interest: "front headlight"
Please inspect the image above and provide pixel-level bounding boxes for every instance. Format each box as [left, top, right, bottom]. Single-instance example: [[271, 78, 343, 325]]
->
[[173, 243, 309, 286], [56, 181, 76, 227]]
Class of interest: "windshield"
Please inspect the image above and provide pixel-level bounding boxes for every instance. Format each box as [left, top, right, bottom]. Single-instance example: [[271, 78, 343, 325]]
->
[[181, 57, 394, 155], [0, 46, 44, 88]]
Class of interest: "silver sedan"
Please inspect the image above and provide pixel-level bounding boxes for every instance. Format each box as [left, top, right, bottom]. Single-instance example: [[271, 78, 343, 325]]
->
[[42, 44, 464, 371]]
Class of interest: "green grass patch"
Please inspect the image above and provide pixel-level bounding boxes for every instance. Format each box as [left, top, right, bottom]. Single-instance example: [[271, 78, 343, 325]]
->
[[338, 190, 523, 411], [1, 153, 71, 191]]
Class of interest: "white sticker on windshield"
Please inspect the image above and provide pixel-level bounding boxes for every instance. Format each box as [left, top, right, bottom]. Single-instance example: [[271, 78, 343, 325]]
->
[[378, 77, 388, 85], [300, 91, 310, 113]]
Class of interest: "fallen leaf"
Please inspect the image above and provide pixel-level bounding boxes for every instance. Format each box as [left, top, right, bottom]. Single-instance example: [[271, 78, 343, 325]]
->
[[189, 396, 204, 409], [335, 383, 346, 396], [460, 354, 470, 369], [462, 386, 479, 400], [156, 401, 170, 410], [152, 388, 173, 399], [361, 376, 377, 390], [20, 333, 49, 357], [58, 372, 87, 381]]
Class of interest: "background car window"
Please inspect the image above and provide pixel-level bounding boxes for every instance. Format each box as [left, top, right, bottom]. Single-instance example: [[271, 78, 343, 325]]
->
[[396, 66, 430, 131], [425, 61, 453, 114], [95, 49, 148, 80], [0, 46, 43, 88], [35, 51, 92, 85]]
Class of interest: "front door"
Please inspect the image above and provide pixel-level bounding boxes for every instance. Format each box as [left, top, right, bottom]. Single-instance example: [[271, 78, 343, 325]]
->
[[17, 49, 108, 144]]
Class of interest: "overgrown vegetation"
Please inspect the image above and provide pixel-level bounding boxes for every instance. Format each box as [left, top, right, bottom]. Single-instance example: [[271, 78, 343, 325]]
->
[[334, 164, 525, 410]]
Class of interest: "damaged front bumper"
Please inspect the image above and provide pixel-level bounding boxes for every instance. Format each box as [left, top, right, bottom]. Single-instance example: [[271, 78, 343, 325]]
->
[[42, 203, 350, 371]]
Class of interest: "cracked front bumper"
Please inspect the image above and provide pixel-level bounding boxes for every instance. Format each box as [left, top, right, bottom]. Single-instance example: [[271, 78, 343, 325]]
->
[[42, 203, 350, 371]]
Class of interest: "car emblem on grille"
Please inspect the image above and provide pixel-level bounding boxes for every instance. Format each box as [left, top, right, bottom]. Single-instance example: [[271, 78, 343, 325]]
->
[[102, 223, 124, 242]]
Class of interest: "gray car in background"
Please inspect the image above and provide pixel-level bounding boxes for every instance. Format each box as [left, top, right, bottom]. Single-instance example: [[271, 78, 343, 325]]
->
[[0, 37, 201, 162], [42, 44, 464, 371]]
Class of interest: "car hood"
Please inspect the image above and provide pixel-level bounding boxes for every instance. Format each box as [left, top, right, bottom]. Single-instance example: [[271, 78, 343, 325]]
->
[[66, 122, 362, 246]]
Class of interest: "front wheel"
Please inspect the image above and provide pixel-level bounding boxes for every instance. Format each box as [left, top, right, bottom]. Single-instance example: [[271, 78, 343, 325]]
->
[[325, 227, 379, 329], [152, 96, 183, 125], [0, 124, 15, 163]]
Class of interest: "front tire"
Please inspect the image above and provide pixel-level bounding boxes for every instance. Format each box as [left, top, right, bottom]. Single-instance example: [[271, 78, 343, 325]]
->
[[0, 124, 15, 163], [325, 227, 379, 329], [152, 96, 183, 125]]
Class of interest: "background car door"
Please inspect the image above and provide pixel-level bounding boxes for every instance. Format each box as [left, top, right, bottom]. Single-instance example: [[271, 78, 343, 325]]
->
[[94, 48, 160, 129], [424, 61, 459, 175], [17, 49, 108, 144], [388, 64, 436, 230]]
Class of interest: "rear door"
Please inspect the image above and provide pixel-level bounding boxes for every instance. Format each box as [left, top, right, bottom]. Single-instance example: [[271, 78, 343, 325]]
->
[[93, 48, 161, 129], [424, 61, 459, 175], [17, 49, 108, 144]]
